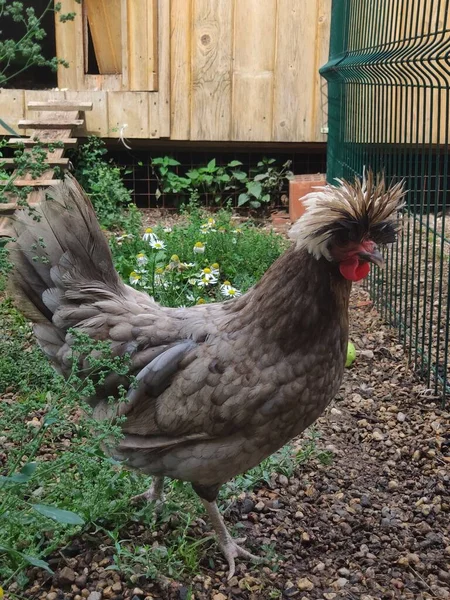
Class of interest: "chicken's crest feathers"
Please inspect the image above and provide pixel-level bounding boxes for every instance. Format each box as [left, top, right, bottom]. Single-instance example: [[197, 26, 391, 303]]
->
[[289, 170, 406, 260]]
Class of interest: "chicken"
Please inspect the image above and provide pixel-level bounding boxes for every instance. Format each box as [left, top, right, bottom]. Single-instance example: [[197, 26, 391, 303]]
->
[[7, 171, 404, 577]]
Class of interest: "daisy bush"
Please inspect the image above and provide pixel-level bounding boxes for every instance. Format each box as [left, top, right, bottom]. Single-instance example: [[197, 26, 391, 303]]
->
[[109, 206, 288, 307]]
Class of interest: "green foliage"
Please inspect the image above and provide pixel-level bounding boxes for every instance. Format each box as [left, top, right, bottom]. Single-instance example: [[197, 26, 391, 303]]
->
[[0, 0, 79, 86], [110, 203, 289, 307], [151, 156, 293, 211], [71, 137, 140, 231], [0, 139, 65, 209]]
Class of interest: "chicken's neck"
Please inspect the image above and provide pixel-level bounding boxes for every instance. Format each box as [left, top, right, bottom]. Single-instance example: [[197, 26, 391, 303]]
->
[[229, 245, 352, 353]]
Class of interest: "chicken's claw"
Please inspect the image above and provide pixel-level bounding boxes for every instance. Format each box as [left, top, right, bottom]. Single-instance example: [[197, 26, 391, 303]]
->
[[219, 538, 263, 580], [131, 476, 165, 511]]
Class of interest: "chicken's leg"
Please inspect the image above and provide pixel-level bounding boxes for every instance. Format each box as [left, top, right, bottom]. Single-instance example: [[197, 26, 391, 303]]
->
[[132, 476, 165, 507], [201, 498, 262, 580]]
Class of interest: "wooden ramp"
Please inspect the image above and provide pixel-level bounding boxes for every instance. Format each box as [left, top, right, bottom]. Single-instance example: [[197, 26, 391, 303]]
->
[[0, 101, 92, 237]]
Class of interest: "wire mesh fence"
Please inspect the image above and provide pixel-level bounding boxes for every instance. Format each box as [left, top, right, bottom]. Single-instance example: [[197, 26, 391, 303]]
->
[[320, 0, 450, 403]]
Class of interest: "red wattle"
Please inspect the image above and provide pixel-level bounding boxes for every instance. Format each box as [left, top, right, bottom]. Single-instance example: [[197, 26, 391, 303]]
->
[[339, 258, 370, 282]]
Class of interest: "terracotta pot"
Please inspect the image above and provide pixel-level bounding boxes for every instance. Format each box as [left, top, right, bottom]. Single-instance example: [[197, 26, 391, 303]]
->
[[289, 173, 326, 222]]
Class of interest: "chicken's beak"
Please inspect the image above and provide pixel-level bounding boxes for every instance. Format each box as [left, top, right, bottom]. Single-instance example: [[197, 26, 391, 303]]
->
[[358, 247, 385, 269]]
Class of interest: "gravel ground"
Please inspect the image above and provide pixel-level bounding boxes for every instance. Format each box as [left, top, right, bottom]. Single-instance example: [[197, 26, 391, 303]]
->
[[12, 284, 449, 600]]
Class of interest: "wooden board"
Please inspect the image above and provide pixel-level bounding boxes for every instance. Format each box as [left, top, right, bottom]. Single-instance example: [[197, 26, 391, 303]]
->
[[8, 138, 78, 147], [0, 89, 24, 136], [273, 0, 318, 141], [170, 0, 191, 139], [18, 119, 84, 130], [127, 0, 158, 90], [231, 0, 276, 141], [1, 158, 70, 167], [65, 90, 109, 136], [85, 0, 122, 74], [55, 0, 84, 89], [107, 92, 149, 138], [158, 0, 171, 137], [191, 0, 233, 140], [27, 101, 93, 111]]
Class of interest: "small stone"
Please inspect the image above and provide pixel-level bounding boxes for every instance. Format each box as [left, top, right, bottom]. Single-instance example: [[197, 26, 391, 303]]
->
[[132, 590, 145, 597], [112, 582, 122, 592], [46, 594, 58, 600], [412, 450, 421, 461], [360, 350, 374, 359], [213, 594, 227, 600], [397, 412, 406, 422], [338, 567, 350, 577], [87, 593, 102, 600], [333, 577, 349, 589], [361, 495, 371, 507], [324, 594, 337, 600], [255, 500, 265, 511], [372, 430, 384, 441], [58, 566, 77, 585], [388, 480, 399, 490], [75, 575, 88, 588], [278, 474, 289, 486], [313, 561, 326, 572], [297, 577, 314, 591]]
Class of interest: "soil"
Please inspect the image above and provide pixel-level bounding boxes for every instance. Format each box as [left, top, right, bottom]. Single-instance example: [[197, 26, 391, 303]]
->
[[8, 284, 448, 600]]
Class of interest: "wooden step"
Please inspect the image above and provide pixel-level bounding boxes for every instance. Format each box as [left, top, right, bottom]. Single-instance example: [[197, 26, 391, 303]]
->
[[27, 101, 93, 111], [8, 137, 78, 147], [0, 179, 61, 187], [18, 119, 84, 130], [0, 158, 70, 168]]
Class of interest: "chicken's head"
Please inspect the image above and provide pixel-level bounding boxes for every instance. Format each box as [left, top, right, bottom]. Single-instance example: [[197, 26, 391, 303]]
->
[[288, 169, 406, 282]]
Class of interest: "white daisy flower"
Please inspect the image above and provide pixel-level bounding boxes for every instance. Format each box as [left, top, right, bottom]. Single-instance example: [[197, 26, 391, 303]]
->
[[150, 239, 166, 250], [197, 274, 218, 287], [210, 262, 220, 276], [221, 281, 241, 297], [136, 253, 148, 266], [143, 227, 158, 243], [129, 271, 141, 285], [163, 226, 172, 233], [193, 241, 206, 254]]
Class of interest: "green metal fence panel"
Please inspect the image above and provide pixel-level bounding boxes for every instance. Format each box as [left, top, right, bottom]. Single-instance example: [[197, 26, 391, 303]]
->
[[321, 0, 450, 403]]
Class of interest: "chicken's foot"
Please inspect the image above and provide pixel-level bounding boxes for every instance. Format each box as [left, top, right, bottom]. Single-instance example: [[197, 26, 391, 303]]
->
[[201, 498, 262, 580], [132, 476, 165, 509]]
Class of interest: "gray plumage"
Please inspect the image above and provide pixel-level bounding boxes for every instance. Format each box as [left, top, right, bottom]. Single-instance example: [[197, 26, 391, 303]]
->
[[7, 173, 403, 574]]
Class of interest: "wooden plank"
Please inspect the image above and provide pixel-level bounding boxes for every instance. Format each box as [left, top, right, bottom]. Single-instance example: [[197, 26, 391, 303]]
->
[[108, 92, 149, 138], [65, 91, 109, 136], [126, 0, 157, 90], [0, 89, 24, 135], [85, 0, 122, 74], [231, 0, 276, 141], [18, 120, 84, 130], [191, 0, 233, 140], [0, 180, 61, 187], [148, 92, 160, 138], [0, 158, 70, 168], [312, 0, 332, 140], [8, 138, 78, 147], [158, 0, 171, 137], [170, 0, 191, 139], [27, 101, 93, 111], [273, 0, 318, 141], [55, 0, 84, 89]]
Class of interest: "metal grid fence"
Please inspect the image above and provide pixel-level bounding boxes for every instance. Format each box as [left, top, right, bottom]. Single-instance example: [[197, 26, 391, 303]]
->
[[320, 0, 450, 402]]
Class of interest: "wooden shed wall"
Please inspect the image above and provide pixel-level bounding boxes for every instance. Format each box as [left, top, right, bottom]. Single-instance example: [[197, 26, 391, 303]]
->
[[0, 0, 331, 143]]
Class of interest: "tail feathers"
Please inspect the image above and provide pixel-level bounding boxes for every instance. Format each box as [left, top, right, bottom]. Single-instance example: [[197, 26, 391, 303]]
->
[[8, 175, 123, 328]]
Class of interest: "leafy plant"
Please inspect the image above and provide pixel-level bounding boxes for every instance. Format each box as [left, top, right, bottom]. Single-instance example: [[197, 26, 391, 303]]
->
[[71, 136, 140, 231], [151, 156, 293, 211], [0, 0, 79, 87]]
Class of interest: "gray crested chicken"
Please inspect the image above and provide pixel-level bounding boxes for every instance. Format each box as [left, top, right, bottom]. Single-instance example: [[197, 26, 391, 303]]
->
[[7, 171, 404, 577]]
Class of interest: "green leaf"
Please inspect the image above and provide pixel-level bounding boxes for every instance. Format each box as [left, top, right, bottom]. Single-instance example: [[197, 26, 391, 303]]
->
[[166, 158, 181, 166], [253, 173, 269, 181], [238, 193, 250, 207], [228, 160, 243, 167], [232, 170, 247, 181], [250, 200, 262, 209], [207, 158, 216, 170], [22, 554, 54, 574], [247, 181, 263, 198], [261, 194, 271, 203], [0, 462, 37, 484], [32, 504, 85, 525]]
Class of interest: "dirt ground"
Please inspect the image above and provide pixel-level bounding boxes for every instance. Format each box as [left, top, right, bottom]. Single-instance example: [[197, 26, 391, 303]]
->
[[13, 282, 449, 600]]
